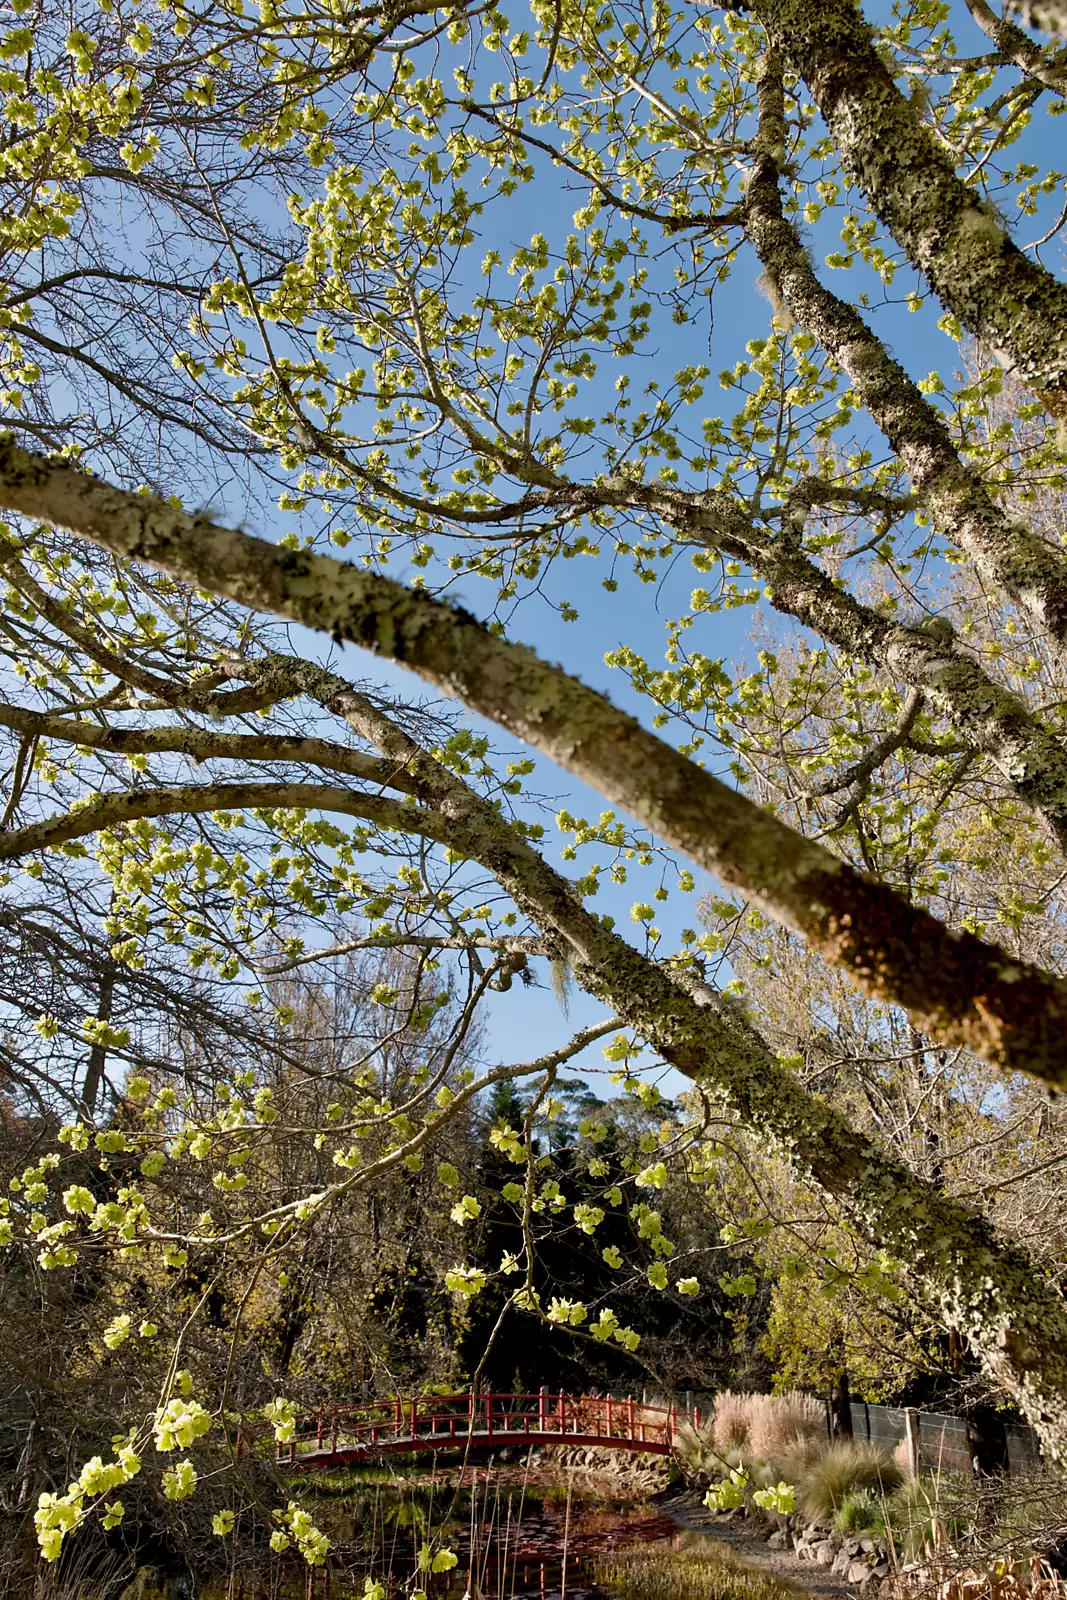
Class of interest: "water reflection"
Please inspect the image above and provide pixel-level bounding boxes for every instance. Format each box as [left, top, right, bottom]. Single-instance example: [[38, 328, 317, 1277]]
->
[[204, 1467, 677, 1600]]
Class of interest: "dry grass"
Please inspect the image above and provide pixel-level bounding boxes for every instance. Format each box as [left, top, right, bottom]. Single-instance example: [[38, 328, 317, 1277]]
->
[[595, 1539, 803, 1600], [711, 1390, 825, 1470], [897, 1556, 1067, 1600], [747, 1392, 825, 1466], [713, 1392, 754, 1453]]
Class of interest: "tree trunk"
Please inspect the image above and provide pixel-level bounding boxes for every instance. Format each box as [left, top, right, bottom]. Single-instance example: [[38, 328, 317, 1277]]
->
[[829, 1370, 853, 1438], [966, 1405, 1009, 1479], [80, 957, 116, 1122]]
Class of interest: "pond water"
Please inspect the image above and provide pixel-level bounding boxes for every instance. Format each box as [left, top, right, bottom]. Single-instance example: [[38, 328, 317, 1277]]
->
[[205, 1467, 683, 1600]]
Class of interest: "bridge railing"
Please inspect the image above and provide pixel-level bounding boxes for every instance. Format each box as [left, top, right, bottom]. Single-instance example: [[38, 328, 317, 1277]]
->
[[243, 1389, 704, 1468]]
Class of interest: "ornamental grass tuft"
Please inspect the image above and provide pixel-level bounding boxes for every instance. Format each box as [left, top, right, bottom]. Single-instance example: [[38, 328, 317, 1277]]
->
[[796, 1441, 903, 1523]]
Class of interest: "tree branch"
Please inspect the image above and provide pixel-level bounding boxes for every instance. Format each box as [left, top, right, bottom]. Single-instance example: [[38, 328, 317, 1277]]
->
[[0, 702, 415, 795], [744, 0, 1067, 408], [745, 53, 1067, 637], [0, 780, 453, 862], [5, 439, 1067, 1086]]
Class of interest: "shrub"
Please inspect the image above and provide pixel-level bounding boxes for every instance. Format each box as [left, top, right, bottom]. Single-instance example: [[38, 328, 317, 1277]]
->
[[797, 1441, 904, 1523], [673, 1417, 724, 1481], [776, 1432, 829, 1486], [834, 1489, 887, 1537], [748, 1392, 826, 1467]]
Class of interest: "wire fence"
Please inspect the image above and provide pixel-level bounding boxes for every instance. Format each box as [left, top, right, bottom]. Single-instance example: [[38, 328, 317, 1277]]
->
[[848, 1400, 1040, 1474], [648, 1391, 1042, 1475]]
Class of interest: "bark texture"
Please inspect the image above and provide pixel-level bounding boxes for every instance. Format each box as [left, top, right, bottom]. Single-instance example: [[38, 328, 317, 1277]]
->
[[6, 438, 1067, 1086], [747, 0, 1067, 403], [746, 57, 1067, 641]]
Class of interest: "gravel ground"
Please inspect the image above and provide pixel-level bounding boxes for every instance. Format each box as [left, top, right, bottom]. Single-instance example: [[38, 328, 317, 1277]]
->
[[655, 1489, 862, 1600]]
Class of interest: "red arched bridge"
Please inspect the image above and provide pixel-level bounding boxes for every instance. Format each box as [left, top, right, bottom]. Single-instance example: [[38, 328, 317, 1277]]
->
[[251, 1390, 705, 1471]]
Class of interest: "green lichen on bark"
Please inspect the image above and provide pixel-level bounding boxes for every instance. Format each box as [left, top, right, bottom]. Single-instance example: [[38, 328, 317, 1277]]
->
[[745, 52, 1067, 639], [748, 0, 1067, 396]]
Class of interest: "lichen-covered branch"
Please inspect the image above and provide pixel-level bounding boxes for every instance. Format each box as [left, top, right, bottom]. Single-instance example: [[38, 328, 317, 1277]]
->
[[253, 932, 546, 975], [963, 0, 1067, 90], [698, 527, 1067, 855], [747, 0, 1067, 406], [746, 54, 1067, 638], [0, 780, 449, 862], [6, 438, 1067, 1086], [0, 702, 413, 794], [1005, 0, 1067, 38]]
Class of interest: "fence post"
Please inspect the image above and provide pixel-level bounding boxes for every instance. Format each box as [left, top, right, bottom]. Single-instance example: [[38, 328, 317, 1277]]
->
[[539, 1386, 546, 1432], [487, 1392, 493, 1440], [410, 1398, 418, 1440], [607, 1395, 613, 1438], [395, 1394, 403, 1432], [559, 1390, 566, 1435], [627, 1396, 635, 1441], [316, 1411, 323, 1449], [904, 1408, 921, 1478], [331, 1408, 338, 1458]]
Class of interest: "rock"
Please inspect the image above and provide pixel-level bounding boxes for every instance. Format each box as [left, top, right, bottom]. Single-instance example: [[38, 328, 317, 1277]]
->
[[831, 1550, 852, 1576], [845, 1539, 863, 1558], [813, 1541, 836, 1566], [767, 1531, 787, 1551], [860, 1538, 878, 1555], [848, 1560, 874, 1585]]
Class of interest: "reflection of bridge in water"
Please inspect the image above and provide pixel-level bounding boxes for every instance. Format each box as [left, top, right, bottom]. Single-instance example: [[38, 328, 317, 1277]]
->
[[254, 1390, 704, 1471]]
